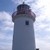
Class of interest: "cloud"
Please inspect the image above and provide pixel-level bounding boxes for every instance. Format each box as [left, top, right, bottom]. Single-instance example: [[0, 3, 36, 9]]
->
[[0, 45, 12, 50], [36, 38, 50, 50], [0, 11, 14, 31], [12, 0, 36, 4], [0, 33, 12, 50], [2, 21, 14, 27], [33, 0, 50, 32], [0, 11, 13, 50], [0, 33, 12, 40], [45, 27, 50, 31], [0, 11, 13, 40], [0, 11, 11, 21]]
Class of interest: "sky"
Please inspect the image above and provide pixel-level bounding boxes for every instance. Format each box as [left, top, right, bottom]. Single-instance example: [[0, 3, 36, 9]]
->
[[0, 0, 50, 50]]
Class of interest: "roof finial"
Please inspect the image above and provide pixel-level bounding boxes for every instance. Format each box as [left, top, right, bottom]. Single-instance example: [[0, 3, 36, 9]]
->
[[23, 2, 25, 4]]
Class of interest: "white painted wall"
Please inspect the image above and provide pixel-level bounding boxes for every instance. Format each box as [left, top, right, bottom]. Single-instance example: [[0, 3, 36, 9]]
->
[[12, 14, 36, 50]]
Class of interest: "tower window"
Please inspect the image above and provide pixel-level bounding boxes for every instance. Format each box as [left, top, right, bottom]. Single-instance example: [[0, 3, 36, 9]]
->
[[25, 21, 29, 25]]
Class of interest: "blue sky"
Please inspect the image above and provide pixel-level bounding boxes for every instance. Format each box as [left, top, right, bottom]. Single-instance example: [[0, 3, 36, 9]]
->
[[0, 0, 50, 50]]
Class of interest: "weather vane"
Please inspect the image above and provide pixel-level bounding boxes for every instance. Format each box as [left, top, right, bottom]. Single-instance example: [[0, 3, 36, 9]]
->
[[23, 0, 25, 3]]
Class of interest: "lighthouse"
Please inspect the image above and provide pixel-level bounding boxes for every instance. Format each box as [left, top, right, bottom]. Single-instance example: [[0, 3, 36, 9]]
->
[[12, 2, 36, 50]]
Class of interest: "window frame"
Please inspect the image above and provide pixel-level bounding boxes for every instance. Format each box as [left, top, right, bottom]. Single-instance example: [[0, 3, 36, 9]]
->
[[25, 20, 29, 25]]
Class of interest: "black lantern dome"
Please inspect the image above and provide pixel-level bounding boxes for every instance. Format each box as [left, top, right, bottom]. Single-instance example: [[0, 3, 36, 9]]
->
[[17, 2, 30, 11]]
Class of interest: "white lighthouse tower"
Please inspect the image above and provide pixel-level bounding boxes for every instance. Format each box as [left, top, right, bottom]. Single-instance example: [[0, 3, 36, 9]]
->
[[12, 2, 36, 50]]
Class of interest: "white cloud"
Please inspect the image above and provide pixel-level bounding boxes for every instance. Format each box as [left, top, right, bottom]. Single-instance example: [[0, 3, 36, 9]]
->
[[36, 38, 50, 50], [0, 45, 12, 50], [0, 33, 12, 50], [2, 21, 14, 27], [0, 33, 12, 40], [0, 11, 13, 50], [3, 27, 13, 31], [0, 11, 14, 31], [12, 0, 36, 4], [33, 0, 50, 32], [0, 11, 11, 21], [45, 27, 50, 31], [37, 24, 47, 29]]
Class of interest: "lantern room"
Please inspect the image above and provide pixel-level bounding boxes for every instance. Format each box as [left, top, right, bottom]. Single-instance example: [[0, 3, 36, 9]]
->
[[17, 2, 30, 11]]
